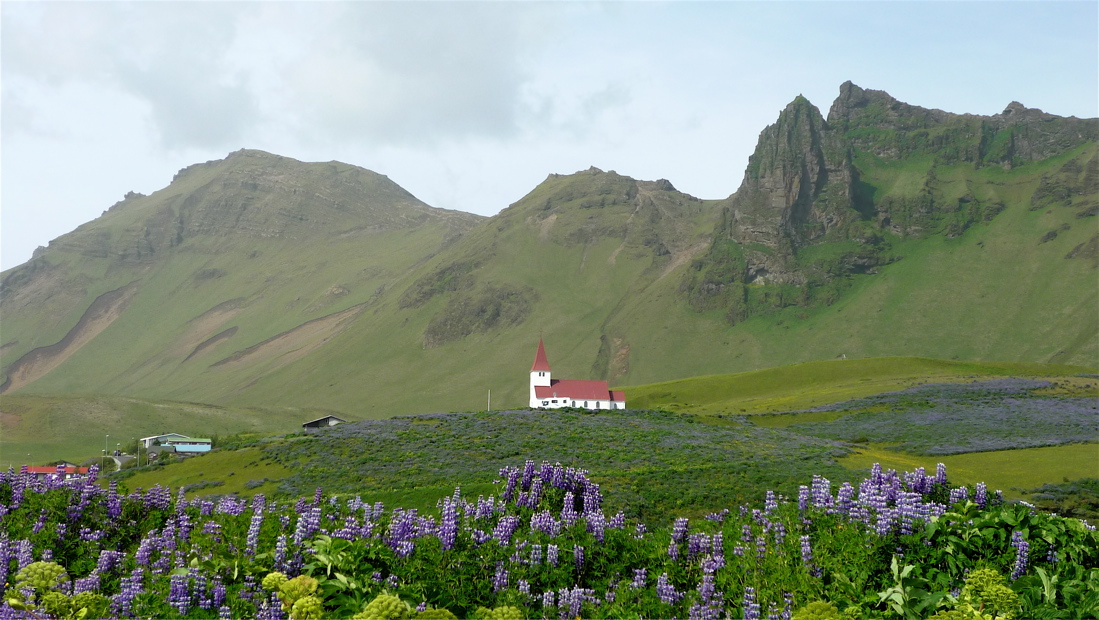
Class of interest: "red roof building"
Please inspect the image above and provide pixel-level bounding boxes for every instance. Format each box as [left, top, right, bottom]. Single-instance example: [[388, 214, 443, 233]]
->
[[528, 339, 626, 410], [25, 466, 90, 481]]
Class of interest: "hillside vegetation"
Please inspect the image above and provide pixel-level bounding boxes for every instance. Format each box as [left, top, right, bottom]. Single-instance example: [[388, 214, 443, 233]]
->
[[1, 83, 1096, 421]]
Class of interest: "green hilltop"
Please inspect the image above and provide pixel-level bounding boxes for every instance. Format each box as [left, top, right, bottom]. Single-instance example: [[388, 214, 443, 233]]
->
[[1, 83, 1096, 430]]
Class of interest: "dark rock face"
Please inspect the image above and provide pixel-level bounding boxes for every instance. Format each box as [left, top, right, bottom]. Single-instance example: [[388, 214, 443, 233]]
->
[[686, 81, 1098, 320], [722, 96, 858, 284]]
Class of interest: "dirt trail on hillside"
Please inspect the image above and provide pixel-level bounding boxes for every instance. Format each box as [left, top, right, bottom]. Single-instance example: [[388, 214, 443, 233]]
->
[[1, 283, 139, 393], [211, 304, 365, 372]]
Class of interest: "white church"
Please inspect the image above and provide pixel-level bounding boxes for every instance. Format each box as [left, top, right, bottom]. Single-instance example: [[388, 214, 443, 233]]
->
[[529, 339, 626, 410]]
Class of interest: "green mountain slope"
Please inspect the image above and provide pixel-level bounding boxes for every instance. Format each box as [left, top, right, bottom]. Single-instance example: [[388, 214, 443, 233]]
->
[[1, 84, 1095, 422]]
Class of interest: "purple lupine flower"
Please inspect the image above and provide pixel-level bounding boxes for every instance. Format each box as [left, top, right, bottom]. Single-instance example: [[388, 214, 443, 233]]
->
[[656, 573, 681, 604], [531, 510, 562, 536], [558, 587, 591, 620], [492, 562, 509, 592], [493, 515, 520, 545], [711, 531, 725, 570], [438, 498, 458, 551], [542, 590, 556, 610], [113, 568, 145, 618], [743, 586, 761, 620], [169, 573, 190, 615], [705, 508, 730, 523], [771, 521, 787, 546], [1046, 544, 1059, 564], [219, 606, 233, 620], [292, 505, 322, 547], [608, 512, 626, 529], [386, 574, 399, 589], [811, 475, 833, 509], [529, 543, 543, 565], [687, 533, 711, 561], [934, 463, 947, 486], [16, 539, 33, 571], [1011, 531, 1029, 580], [798, 485, 810, 511], [574, 545, 585, 572], [974, 483, 987, 509], [631, 568, 647, 589], [561, 492, 579, 526], [547, 544, 559, 566], [395, 540, 415, 559], [949, 486, 969, 505], [74, 574, 100, 595], [273, 534, 289, 573], [633, 522, 647, 540], [755, 534, 767, 559], [764, 490, 778, 513], [671, 517, 689, 542], [518, 579, 531, 598], [586, 511, 606, 543], [800, 535, 820, 577], [836, 483, 855, 516]]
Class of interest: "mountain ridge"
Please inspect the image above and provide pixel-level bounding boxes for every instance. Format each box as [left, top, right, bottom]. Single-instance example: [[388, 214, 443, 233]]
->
[[1, 82, 1095, 419]]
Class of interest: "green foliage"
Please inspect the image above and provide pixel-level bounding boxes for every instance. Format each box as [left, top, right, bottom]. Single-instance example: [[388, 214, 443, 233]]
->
[[356, 592, 413, 620], [792, 600, 841, 619], [1027, 478, 1099, 521], [473, 605, 524, 619]]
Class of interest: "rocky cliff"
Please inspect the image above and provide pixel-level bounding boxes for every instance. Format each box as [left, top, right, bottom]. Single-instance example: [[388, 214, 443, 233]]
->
[[685, 81, 1098, 323]]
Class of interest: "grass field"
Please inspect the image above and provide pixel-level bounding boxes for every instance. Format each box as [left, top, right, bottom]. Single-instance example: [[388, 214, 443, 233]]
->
[[839, 442, 1099, 499], [622, 357, 1094, 415], [0, 394, 343, 465], [114, 447, 291, 498]]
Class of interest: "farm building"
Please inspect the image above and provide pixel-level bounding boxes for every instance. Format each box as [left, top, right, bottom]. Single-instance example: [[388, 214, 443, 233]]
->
[[529, 339, 626, 410], [302, 415, 346, 429], [139, 433, 190, 449], [139, 434, 211, 453]]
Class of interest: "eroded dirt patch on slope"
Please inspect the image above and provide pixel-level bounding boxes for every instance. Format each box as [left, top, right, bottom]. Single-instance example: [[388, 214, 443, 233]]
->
[[211, 304, 365, 371], [1, 282, 139, 393], [170, 299, 245, 360]]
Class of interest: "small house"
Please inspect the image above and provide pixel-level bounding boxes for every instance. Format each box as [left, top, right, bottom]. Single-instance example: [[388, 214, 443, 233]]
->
[[302, 415, 346, 429], [161, 437, 212, 453]]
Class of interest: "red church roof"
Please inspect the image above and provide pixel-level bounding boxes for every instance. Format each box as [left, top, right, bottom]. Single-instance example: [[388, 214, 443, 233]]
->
[[531, 338, 551, 372], [26, 466, 88, 475], [535, 380, 625, 402]]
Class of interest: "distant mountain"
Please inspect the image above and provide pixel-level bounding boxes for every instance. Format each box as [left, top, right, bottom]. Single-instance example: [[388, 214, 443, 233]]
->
[[1, 84, 1095, 420]]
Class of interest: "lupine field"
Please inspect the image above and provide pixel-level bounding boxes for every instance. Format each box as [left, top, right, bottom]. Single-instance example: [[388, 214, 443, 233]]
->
[[767, 379, 1099, 455], [3, 458, 1098, 619]]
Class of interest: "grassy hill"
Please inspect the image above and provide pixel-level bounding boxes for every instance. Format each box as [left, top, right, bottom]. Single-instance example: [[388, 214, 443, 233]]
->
[[1, 85, 1095, 425]]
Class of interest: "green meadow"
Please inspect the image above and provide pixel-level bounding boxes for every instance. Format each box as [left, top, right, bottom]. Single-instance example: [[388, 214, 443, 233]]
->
[[621, 357, 1093, 415], [840, 442, 1099, 500]]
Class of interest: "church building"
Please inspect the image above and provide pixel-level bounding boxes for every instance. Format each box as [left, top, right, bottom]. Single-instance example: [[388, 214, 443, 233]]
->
[[529, 339, 626, 410]]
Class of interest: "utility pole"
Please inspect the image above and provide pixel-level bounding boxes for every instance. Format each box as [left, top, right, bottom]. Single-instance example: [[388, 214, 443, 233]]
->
[[488, 390, 491, 412]]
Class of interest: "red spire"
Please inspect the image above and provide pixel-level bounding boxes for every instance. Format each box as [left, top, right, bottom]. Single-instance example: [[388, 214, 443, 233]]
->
[[531, 338, 551, 372]]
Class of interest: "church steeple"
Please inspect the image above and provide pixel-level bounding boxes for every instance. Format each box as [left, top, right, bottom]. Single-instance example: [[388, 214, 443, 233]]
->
[[531, 338, 551, 372]]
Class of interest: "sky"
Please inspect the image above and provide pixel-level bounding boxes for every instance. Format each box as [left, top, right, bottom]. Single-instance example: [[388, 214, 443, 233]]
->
[[2, 1, 1097, 271]]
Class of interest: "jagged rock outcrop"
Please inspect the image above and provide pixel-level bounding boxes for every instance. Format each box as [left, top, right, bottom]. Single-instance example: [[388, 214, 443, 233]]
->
[[686, 81, 1098, 323]]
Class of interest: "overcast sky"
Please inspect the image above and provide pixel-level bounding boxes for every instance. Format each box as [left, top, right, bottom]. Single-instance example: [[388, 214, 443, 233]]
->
[[2, 1, 1096, 270]]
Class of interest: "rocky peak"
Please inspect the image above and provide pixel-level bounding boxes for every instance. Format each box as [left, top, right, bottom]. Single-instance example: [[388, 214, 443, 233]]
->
[[723, 92, 855, 271]]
